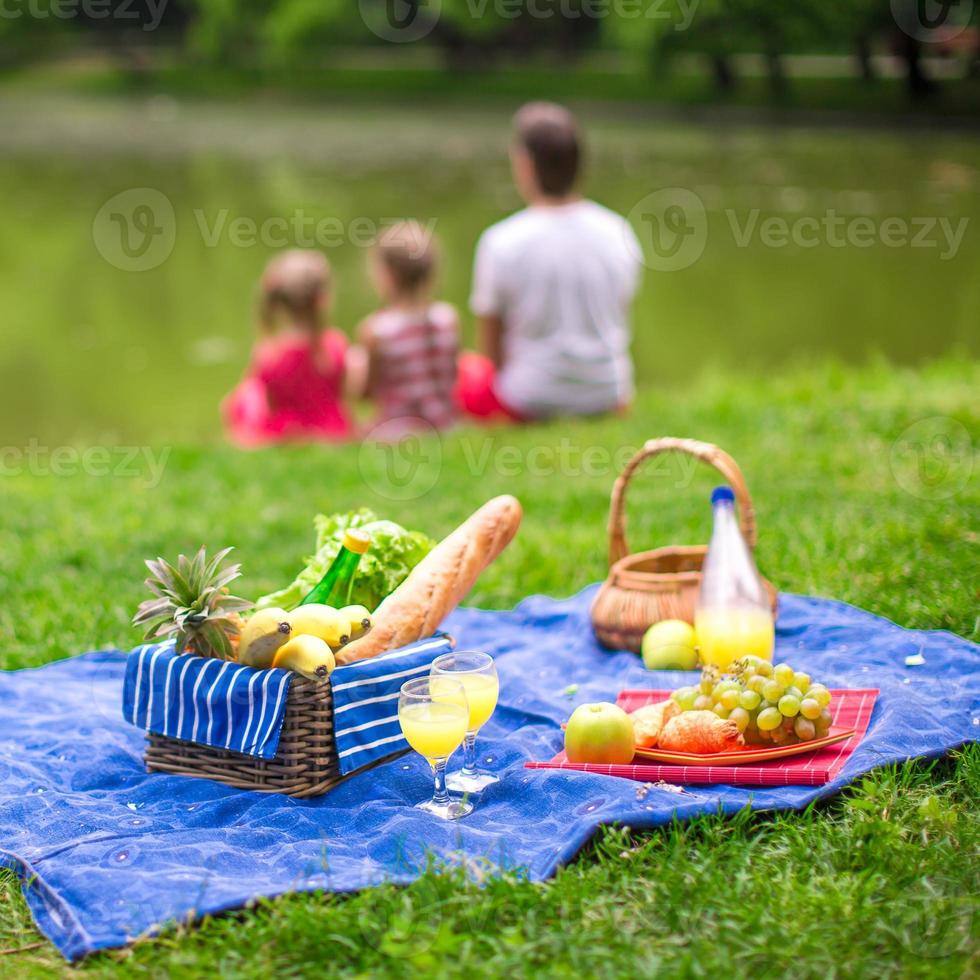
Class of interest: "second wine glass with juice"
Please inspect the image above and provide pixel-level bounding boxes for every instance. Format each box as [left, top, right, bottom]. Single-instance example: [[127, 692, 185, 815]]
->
[[398, 677, 472, 820], [430, 651, 499, 793]]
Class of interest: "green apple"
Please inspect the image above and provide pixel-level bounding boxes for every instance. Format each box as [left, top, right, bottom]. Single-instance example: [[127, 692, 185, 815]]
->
[[641, 619, 699, 670], [564, 702, 635, 764]]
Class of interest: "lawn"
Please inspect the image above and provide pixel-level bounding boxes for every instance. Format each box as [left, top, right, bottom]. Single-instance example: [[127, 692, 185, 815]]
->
[[0, 357, 977, 975]]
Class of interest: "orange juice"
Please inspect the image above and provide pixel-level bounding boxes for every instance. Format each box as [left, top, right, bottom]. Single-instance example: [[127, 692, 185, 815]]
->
[[398, 701, 468, 762], [430, 674, 499, 732], [694, 607, 774, 670], [456, 674, 499, 732]]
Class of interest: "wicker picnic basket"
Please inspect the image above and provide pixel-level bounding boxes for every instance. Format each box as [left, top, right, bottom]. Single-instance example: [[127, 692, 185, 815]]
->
[[143, 674, 349, 799], [591, 437, 777, 653], [132, 496, 522, 799]]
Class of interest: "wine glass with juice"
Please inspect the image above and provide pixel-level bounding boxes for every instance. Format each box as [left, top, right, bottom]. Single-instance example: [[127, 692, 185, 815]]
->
[[398, 676, 473, 820], [430, 651, 500, 793]]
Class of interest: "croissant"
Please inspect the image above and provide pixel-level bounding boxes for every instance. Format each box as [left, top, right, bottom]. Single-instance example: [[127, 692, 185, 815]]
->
[[631, 700, 680, 748], [658, 711, 745, 754]]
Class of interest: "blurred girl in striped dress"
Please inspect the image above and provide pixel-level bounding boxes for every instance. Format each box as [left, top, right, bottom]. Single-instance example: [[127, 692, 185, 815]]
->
[[351, 221, 459, 435]]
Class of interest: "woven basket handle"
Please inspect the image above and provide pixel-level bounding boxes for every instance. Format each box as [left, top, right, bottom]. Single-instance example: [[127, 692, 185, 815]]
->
[[607, 437, 757, 567]]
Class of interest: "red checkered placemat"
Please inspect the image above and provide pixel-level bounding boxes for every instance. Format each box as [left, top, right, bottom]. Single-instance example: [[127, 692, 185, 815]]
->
[[525, 689, 879, 787]]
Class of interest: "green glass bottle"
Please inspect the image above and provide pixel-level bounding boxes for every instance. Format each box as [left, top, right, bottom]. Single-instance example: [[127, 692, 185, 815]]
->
[[297, 529, 370, 608]]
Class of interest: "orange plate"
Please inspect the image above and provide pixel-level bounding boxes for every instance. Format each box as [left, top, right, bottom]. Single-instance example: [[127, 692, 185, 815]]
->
[[632, 727, 856, 766]]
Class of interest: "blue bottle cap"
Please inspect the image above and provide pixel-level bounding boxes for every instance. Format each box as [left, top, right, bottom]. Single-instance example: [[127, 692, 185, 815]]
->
[[711, 485, 736, 505]]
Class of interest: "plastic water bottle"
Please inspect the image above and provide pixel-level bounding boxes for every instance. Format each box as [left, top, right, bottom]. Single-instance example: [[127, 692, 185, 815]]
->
[[694, 485, 774, 670]]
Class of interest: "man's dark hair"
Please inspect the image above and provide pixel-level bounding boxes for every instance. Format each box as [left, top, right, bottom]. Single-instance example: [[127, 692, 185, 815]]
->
[[513, 102, 581, 197]]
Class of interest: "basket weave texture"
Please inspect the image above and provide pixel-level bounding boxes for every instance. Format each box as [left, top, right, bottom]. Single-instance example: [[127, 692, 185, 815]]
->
[[145, 674, 390, 798], [591, 436, 777, 653]]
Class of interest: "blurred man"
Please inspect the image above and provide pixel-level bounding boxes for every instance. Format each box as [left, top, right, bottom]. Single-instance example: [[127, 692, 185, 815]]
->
[[459, 101, 641, 422]]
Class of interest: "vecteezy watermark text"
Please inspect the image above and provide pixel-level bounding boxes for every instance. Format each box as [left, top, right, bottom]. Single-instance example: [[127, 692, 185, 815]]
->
[[0, 441, 171, 489], [358, 425, 705, 501], [0, 0, 168, 30], [627, 187, 971, 272], [463, 0, 699, 28], [193, 210, 438, 253], [726, 209, 969, 260], [93, 187, 439, 271], [358, 0, 699, 43]]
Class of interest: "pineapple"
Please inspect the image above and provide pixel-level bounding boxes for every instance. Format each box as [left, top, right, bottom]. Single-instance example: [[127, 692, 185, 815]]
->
[[133, 546, 252, 659]]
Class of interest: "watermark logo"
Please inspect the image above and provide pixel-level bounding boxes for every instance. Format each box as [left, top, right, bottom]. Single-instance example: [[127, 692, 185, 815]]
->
[[626, 185, 970, 271], [357, 419, 444, 500], [0, 440, 171, 489], [193, 211, 436, 253], [0, 0, 169, 30], [93, 192, 437, 269], [891, 0, 975, 41], [727, 209, 968, 260], [889, 416, 973, 500], [360, 0, 440, 42], [627, 188, 708, 272], [92, 188, 176, 272]]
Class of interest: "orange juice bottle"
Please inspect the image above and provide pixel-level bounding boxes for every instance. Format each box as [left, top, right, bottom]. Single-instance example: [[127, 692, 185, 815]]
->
[[694, 486, 774, 670]]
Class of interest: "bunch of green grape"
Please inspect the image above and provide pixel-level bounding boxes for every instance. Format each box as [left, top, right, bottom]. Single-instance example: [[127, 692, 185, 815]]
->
[[670, 657, 834, 745]]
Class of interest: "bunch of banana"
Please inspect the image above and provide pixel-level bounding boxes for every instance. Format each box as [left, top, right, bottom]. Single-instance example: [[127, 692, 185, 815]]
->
[[237, 603, 373, 681]]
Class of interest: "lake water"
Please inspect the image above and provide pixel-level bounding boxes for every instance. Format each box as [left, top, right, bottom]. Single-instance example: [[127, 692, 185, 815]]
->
[[0, 93, 976, 444]]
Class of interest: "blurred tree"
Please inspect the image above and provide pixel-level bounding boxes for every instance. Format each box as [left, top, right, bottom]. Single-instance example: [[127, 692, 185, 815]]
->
[[433, 0, 602, 68], [1, 0, 975, 104], [182, 0, 269, 64], [259, 0, 350, 64], [611, 0, 840, 98]]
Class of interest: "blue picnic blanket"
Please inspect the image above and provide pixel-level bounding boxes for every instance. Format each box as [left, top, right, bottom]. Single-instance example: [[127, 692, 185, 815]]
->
[[122, 635, 453, 771], [0, 588, 976, 961]]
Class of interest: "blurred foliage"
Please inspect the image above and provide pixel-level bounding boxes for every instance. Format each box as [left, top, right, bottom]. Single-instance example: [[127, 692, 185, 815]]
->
[[0, 0, 977, 100]]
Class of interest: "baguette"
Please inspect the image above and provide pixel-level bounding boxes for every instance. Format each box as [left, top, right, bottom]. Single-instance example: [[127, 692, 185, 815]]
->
[[335, 495, 522, 664]]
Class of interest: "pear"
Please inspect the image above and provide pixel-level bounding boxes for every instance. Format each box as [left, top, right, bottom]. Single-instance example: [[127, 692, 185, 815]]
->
[[338, 604, 373, 639], [272, 634, 335, 681], [237, 608, 292, 668], [288, 604, 351, 649]]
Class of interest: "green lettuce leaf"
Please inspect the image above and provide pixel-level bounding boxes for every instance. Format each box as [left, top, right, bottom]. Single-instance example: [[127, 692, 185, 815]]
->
[[256, 509, 434, 612]]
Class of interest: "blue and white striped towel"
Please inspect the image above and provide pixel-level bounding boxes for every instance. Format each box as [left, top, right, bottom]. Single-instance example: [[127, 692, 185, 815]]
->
[[122, 634, 454, 772], [328, 634, 453, 774], [123, 642, 293, 759]]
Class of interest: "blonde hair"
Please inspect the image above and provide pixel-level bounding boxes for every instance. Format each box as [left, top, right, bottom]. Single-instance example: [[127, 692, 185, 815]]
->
[[375, 221, 438, 297], [259, 249, 331, 335]]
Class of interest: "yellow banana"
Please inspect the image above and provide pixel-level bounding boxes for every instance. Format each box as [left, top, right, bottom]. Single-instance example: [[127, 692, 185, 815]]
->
[[288, 604, 351, 649], [338, 605, 373, 639], [237, 608, 293, 668], [272, 634, 335, 681]]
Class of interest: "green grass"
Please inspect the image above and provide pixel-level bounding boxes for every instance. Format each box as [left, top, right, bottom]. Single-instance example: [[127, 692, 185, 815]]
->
[[0, 358, 978, 975], [7, 52, 980, 119]]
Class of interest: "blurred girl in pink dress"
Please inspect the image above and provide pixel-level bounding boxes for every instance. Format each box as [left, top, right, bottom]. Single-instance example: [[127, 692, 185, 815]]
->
[[222, 250, 352, 447]]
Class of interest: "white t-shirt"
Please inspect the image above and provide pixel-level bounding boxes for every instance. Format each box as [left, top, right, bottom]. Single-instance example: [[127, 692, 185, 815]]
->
[[470, 199, 641, 418]]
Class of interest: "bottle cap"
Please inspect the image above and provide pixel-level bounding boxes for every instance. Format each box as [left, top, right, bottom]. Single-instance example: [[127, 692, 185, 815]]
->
[[343, 529, 371, 554], [711, 485, 736, 505]]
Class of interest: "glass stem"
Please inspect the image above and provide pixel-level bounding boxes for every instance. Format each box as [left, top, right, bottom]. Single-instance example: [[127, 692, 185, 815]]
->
[[460, 732, 478, 776], [431, 759, 450, 806]]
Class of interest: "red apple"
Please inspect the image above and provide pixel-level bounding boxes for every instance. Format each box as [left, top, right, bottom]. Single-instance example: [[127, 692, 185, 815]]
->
[[564, 702, 635, 764]]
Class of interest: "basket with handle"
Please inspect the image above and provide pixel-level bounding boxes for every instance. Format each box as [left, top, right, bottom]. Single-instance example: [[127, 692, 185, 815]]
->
[[590, 437, 777, 652]]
